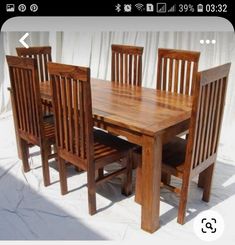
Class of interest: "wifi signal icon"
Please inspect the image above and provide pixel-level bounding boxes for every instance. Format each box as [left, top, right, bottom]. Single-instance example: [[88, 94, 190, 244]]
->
[[135, 3, 144, 11]]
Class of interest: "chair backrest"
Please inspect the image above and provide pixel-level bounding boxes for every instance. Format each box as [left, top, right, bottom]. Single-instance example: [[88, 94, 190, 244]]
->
[[111, 44, 143, 86], [157, 48, 200, 95], [185, 63, 231, 172], [16, 46, 52, 82], [48, 62, 93, 168], [6, 55, 43, 144]]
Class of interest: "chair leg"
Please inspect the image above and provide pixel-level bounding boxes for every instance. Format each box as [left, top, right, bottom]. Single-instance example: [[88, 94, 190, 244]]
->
[[19, 138, 30, 172], [177, 178, 190, 225], [41, 143, 50, 186], [161, 172, 171, 185], [122, 151, 133, 196], [98, 168, 104, 178], [202, 163, 215, 202], [58, 157, 68, 195], [135, 162, 142, 204], [87, 168, 96, 215], [198, 171, 206, 188]]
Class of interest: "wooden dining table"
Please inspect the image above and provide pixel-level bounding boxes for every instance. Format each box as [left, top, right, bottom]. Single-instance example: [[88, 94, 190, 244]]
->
[[39, 78, 193, 233]]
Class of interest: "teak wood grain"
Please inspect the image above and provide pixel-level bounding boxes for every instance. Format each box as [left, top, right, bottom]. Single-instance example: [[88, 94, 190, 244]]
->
[[111, 44, 143, 86], [41, 79, 192, 136], [40, 77, 192, 233]]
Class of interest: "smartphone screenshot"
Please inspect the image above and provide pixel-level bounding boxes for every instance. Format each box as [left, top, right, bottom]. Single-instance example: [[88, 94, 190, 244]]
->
[[0, 0, 234, 243]]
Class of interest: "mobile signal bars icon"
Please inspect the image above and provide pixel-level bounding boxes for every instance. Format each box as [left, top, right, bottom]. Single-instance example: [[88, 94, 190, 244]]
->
[[168, 5, 176, 12], [135, 3, 144, 11]]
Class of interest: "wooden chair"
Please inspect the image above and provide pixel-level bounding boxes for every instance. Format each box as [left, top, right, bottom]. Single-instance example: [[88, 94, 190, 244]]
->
[[6, 55, 56, 186], [157, 48, 200, 95], [111, 44, 143, 86], [135, 63, 231, 224], [156, 48, 201, 184], [48, 62, 136, 215], [16, 46, 53, 115]]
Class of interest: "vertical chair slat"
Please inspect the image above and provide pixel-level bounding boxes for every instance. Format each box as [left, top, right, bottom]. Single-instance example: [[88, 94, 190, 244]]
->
[[199, 84, 210, 163], [191, 62, 198, 95], [38, 54, 44, 81], [17, 68, 26, 131], [180, 60, 185, 94], [137, 55, 142, 86], [21, 68, 30, 133], [207, 82, 216, 156], [156, 55, 162, 90], [73, 79, 80, 155], [116, 53, 119, 82], [212, 79, 223, 153], [120, 53, 123, 83], [111, 51, 115, 82], [133, 54, 137, 85], [162, 58, 167, 91], [191, 85, 202, 168], [58, 76, 64, 148], [129, 55, 132, 85], [67, 77, 73, 153], [185, 62, 191, 95], [193, 86, 205, 168], [168, 58, 173, 92], [43, 54, 49, 81], [61, 76, 69, 151], [79, 81, 85, 158], [204, 83, 213, 160], [174, 59, 179, 93], [124, 53, 128, 83]]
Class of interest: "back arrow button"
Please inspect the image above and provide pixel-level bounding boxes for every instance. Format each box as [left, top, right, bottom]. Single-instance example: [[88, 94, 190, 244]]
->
[[19, 33, 29, 48]]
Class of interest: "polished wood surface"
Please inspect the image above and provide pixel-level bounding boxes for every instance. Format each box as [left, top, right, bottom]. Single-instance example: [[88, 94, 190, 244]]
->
[[40, 76, 192, 233], [157, 48, 200, 95], [111, 44, 143, 86], [6, 55, 56, 186], [48, 62, 136, 215], [41, 79, 192, 136]]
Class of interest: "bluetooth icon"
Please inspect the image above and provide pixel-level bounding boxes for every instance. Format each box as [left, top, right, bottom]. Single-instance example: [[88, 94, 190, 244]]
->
[[115, 4, 121, 12]]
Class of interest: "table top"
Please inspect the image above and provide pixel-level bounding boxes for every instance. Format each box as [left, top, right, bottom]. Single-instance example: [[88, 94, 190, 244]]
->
[[40, 78, 193, 136]]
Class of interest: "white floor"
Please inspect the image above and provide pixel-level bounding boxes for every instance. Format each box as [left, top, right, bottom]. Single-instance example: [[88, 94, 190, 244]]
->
[[0, 114, 235, 244]]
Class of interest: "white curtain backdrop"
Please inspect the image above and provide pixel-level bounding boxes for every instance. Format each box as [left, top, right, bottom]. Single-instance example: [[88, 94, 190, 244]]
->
[[0, 31, 235, 163]]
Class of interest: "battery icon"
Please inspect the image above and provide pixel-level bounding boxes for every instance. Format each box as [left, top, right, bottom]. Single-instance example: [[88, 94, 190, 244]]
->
[[197, 4, 203, 12]]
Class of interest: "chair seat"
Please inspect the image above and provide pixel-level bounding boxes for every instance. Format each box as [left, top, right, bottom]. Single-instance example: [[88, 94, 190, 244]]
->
[[94, 130, 136, 163], [162, 137, 187, 173]]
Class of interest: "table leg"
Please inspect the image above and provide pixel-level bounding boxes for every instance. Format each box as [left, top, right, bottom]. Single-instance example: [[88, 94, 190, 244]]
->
[[141, 133, 162, 233]]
